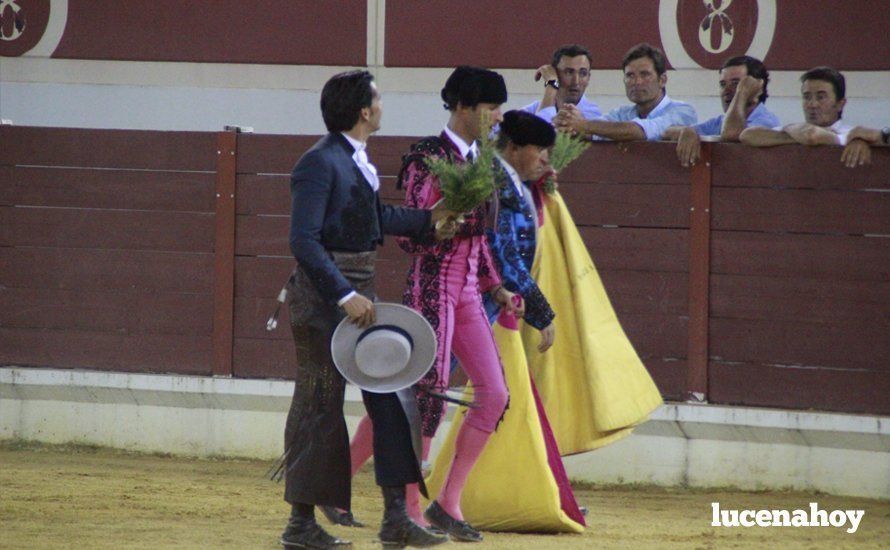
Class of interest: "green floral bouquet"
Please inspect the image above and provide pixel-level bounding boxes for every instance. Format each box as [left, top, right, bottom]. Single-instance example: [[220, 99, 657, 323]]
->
[[426, 113, 497, 216], [543, 130, 590, 194]]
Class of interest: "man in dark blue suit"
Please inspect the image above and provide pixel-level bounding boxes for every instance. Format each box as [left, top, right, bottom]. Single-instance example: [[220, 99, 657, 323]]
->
[[280, 70, 452, 549]]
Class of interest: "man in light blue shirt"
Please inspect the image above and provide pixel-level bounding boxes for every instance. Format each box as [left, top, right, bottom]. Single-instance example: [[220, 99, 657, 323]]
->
[[741, 66, 888, 168], [663, 55, 780, 166], [521, 44, 602, 125], [554, 43, 696, 141], [692, 102, 777, 136]]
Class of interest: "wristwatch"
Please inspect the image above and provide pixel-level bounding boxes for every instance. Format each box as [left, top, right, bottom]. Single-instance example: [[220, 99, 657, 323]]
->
[[881, 126, 890, 144], [545, 79, 559, 90]]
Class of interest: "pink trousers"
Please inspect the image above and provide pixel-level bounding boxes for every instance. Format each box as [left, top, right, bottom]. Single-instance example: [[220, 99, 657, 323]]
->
[[413, 241, 509, 435]]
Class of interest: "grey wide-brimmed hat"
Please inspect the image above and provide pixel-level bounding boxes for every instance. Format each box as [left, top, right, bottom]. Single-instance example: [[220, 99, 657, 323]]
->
[[331, 303, 437, 393]]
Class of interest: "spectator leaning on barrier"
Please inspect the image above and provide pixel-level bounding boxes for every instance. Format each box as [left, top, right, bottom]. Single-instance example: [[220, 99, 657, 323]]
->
[[522, 44, 603, 124], [663, 55, 780, 167], [740, 66, 888, 167], [554, 42, 696, 141]]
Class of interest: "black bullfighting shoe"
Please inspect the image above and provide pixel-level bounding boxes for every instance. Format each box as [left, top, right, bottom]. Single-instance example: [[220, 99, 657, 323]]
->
[[280, 516, 352, 549], [319, 505, 365, 527], [379, 514, 449, 548], [423, 501, 483, 543]]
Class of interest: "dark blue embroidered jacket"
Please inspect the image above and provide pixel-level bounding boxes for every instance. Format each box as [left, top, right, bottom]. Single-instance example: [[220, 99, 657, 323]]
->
[[484, 159, 555, 330], [289, 133, 432, 304]]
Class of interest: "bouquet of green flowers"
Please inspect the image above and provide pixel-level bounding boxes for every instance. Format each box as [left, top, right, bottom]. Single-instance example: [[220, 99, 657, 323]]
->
[[543, 130, 590, 194], [425, 113, 497, 216]]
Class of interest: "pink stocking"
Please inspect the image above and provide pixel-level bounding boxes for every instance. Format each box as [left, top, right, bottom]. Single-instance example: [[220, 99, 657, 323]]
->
[[349, 415, 374, 477], [406, 436, 433, 525], [436, 424, 491, 520]]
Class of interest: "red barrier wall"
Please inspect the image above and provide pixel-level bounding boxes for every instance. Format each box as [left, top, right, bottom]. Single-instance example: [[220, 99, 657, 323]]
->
[[3, 1, 889, 70], [385, 0, 890, 70], [1, 126, 888, 414], [0, 127, 218, 373], [51, 1, 366, 65]]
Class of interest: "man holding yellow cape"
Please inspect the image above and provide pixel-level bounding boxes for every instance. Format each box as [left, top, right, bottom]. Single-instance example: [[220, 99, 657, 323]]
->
[[426, 111, 663, 532]]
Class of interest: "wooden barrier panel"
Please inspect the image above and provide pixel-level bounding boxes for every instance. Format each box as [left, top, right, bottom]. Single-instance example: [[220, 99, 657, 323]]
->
[[0, 126, 217, 375], [0, 207, 214, 251], [0, 127, 217, 170], [0, 247, 213, 293], [3, 127, 887, 415], [0, 328, 211, 374], [0, 167, 215, 211], [708, 144, 890, 414]]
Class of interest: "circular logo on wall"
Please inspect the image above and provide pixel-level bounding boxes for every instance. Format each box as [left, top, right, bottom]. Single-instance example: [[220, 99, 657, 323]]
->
[[0, 0, 50, 56], [659, 0, 776, 69], [678, 0, 759, 67], [0, 0, 66, 57]]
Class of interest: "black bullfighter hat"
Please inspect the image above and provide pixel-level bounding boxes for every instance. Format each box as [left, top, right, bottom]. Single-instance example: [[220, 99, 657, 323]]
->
[[441, 66, 508, 109], [499, 110, 557, 148]]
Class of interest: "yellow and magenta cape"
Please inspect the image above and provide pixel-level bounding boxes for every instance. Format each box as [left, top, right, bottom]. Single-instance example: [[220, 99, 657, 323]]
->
[[426, 190, 662, 532]]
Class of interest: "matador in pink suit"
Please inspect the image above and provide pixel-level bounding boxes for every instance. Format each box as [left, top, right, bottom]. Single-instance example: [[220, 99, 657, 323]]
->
[[399, 67, 520, 543], [340, 67, 521, 542]]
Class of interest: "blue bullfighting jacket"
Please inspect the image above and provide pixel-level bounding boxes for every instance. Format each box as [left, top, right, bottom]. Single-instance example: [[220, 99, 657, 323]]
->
[[484, 158, 555, 330]]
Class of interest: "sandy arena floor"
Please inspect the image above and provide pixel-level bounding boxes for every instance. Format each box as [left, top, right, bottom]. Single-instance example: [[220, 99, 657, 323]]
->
[[1, 441, 887, 549]]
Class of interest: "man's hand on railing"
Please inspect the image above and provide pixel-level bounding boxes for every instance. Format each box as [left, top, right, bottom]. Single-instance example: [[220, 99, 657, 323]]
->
[[840, 126, 883, 168], [675, 127, 702, 168], [841, 139, 872, 168]]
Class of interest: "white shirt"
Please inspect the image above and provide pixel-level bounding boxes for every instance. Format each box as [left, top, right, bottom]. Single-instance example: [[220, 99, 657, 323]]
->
[[337, 133, 379, 307], [341, 132, 379, 191], [443, 125, 479, 160], [774, 119, 853, 145], [495, 156, 539, 242], [829, 120, 853, 145], [496, 154, 524, 196]]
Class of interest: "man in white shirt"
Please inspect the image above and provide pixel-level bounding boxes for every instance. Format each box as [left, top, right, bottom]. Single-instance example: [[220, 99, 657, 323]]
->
[[741, 66, 886, 167], [554, 43, 696, 141], [522, 44, 602, 124]]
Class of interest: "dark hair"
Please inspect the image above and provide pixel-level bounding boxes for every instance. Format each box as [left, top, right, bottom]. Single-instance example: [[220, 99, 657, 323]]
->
[[496, 110, 556, 149], [800, 66, 846, 102], [551, 44, 593, 67], [622, 43, 667, 76], [320, 70, 375, 133], [441, 66, 508, 111], [721, 55, 770, 104]]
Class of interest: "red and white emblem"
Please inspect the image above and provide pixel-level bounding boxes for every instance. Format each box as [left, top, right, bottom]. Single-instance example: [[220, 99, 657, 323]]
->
[[660, 0, 776, 69], [0, 0, 66, 57]]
